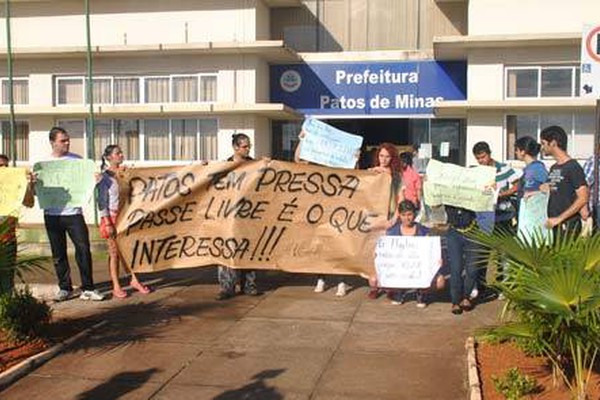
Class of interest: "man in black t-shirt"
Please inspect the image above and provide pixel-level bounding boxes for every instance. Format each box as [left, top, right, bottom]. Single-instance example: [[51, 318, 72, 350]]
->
[[540, 125, 589, 233]]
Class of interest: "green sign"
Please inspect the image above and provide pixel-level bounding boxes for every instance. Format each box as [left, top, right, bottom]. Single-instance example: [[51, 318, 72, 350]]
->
[[424, 159, 496, 212], [33, 159, 96, 209]]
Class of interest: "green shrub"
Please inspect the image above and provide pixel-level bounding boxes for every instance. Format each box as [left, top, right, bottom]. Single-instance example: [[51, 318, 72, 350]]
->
[[0, 288, 51, 342], [492, 367, 538, 400]]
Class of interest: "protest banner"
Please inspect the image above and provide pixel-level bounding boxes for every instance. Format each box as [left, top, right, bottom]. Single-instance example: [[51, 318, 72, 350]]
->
[[517, 192, 550, 243], [423, 159, 496, 212], [115, 159, 391, 276], [374, 236, 441, 288], [299, 118, 363, 168], [33, 159, 96, 209], [0, 168, 28, 216]]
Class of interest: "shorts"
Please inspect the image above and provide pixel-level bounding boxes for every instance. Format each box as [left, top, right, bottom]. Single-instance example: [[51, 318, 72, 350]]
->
[[99, 215, 117, 239]]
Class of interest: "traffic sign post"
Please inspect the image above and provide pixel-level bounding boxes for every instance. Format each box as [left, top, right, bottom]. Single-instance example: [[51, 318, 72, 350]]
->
[[582, 24, 600, 227]]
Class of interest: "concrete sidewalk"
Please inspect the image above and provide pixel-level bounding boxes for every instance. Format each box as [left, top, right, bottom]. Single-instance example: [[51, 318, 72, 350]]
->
[[2, 268, 499, 399]]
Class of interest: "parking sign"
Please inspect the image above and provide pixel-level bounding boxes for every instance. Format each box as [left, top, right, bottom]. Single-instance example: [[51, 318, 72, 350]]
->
[[581, 24, 600, 98]]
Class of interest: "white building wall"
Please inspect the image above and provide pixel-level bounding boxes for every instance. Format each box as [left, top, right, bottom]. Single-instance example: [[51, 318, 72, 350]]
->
[[465, 113, 504, 166], [0, 0, 261, 48], [469, 0, 600, 35]]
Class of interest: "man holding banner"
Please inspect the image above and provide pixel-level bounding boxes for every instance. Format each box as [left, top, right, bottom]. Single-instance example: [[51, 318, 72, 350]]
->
[[216, 133, 261, 300], [36, 127, 103, 302]]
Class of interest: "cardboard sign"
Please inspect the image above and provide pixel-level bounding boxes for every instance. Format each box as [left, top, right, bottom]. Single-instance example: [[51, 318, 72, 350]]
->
[[116, 160, 391, 275], [375, 236, 441, 288]]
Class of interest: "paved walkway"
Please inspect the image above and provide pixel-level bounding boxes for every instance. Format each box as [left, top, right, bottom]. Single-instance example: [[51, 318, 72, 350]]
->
[[2, 268, 499, 400]]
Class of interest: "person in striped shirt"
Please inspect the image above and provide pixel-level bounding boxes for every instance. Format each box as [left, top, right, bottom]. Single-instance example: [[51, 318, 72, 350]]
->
[[471, 141, 521, 299]]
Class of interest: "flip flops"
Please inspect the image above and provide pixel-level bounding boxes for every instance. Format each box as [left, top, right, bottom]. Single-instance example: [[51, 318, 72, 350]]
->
[[112, 288, 128, 299], [131, 280, 151, 294]]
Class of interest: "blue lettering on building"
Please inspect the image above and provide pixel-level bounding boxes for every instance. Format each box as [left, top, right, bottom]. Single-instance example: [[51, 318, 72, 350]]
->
[[270, 61, 466, 116]]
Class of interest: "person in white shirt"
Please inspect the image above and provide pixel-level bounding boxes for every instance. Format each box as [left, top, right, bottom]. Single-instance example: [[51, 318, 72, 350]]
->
[[40, 127, 104, 302]]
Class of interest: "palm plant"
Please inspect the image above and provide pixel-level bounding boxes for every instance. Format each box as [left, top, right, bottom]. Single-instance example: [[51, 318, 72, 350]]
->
[[469, 228, 600, 400], [0, 217, 49, 295]]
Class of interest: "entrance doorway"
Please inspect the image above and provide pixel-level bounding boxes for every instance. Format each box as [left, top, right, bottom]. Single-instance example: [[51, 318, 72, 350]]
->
[[271, 118, 465, 167]]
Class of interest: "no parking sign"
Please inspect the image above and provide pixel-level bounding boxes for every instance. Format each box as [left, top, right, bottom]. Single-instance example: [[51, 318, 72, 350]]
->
[[581, 24, 600, 98]]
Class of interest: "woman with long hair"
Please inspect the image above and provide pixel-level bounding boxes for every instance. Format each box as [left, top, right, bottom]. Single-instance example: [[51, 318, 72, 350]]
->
[[367, 142, 404, 299], [98, 144, 151, 299]]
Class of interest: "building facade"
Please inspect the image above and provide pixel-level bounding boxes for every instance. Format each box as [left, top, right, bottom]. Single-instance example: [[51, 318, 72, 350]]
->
[[0, 0, 597, 222]]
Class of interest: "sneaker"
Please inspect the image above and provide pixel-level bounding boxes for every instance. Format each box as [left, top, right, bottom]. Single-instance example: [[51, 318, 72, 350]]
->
[[390, 292, 406, 305], [416, 292, 427, 309], [244, 287, 262, 296], [314, 278, 326, 293], [335, 282, 347, 297], [215, 291, 235, 301], [79, 290, 105, 301], [54, 289, 71, 302], [469, 287, 479, 300]]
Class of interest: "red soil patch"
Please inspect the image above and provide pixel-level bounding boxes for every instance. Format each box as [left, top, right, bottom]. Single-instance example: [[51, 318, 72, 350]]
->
[[478, 341, 600, 399], [0, 318, 92, 373]]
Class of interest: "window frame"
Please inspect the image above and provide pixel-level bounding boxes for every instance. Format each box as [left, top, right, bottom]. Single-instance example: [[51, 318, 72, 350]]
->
[[504, 112, 593, 161], [0, 119, 30, 162], [1, 78, 29, 105], [53, 117, 219, 163], [54, 73, 218, 105], [504, 65, 580, 99]]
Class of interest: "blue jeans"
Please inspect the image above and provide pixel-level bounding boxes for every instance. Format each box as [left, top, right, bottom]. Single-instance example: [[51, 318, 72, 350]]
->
[[446, 228, 477, 305]]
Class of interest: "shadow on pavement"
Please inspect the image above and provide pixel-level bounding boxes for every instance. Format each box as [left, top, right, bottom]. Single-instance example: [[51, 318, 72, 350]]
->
[[74, 368, 160, 400], [213, 369, 285, 400]]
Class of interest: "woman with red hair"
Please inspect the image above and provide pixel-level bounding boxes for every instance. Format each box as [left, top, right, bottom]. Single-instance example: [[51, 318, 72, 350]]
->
[[367, 143, 404, 299]]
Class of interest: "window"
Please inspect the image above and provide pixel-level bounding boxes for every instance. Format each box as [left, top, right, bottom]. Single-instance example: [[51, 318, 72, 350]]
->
[[145, 77, 170, 103], [55, 74, 217, 105], [57, 78, 84, 104], [172, 119, 197, 160], [144, 120, 170, 161], [172, 76, 197, 103], [200, 75, 217, 102], [198, 119, 218, 160], [93, 119, 113, 159], [0, 121, 29, 161], [86, 78, 112, 104], [1, 79, 28, 105], [506, 69, 538, 97], [114, 77, 140, 104], [506, 113, 594, 159], [114, 119, 140, 161], [505, 66, 579, 98]]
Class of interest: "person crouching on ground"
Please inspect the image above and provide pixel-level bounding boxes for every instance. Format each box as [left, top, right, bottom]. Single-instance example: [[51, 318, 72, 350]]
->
[[385, 200, 441, 308], [97, 144, 151, 299]]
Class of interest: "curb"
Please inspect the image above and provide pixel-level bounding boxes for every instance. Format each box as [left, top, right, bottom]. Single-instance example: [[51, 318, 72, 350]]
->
[[466, 336, 482, 400], [0, 320, 107, 390]]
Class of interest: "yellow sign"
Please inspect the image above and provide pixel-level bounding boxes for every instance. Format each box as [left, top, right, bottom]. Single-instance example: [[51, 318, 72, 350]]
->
[[0, 168, 28, 217]]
